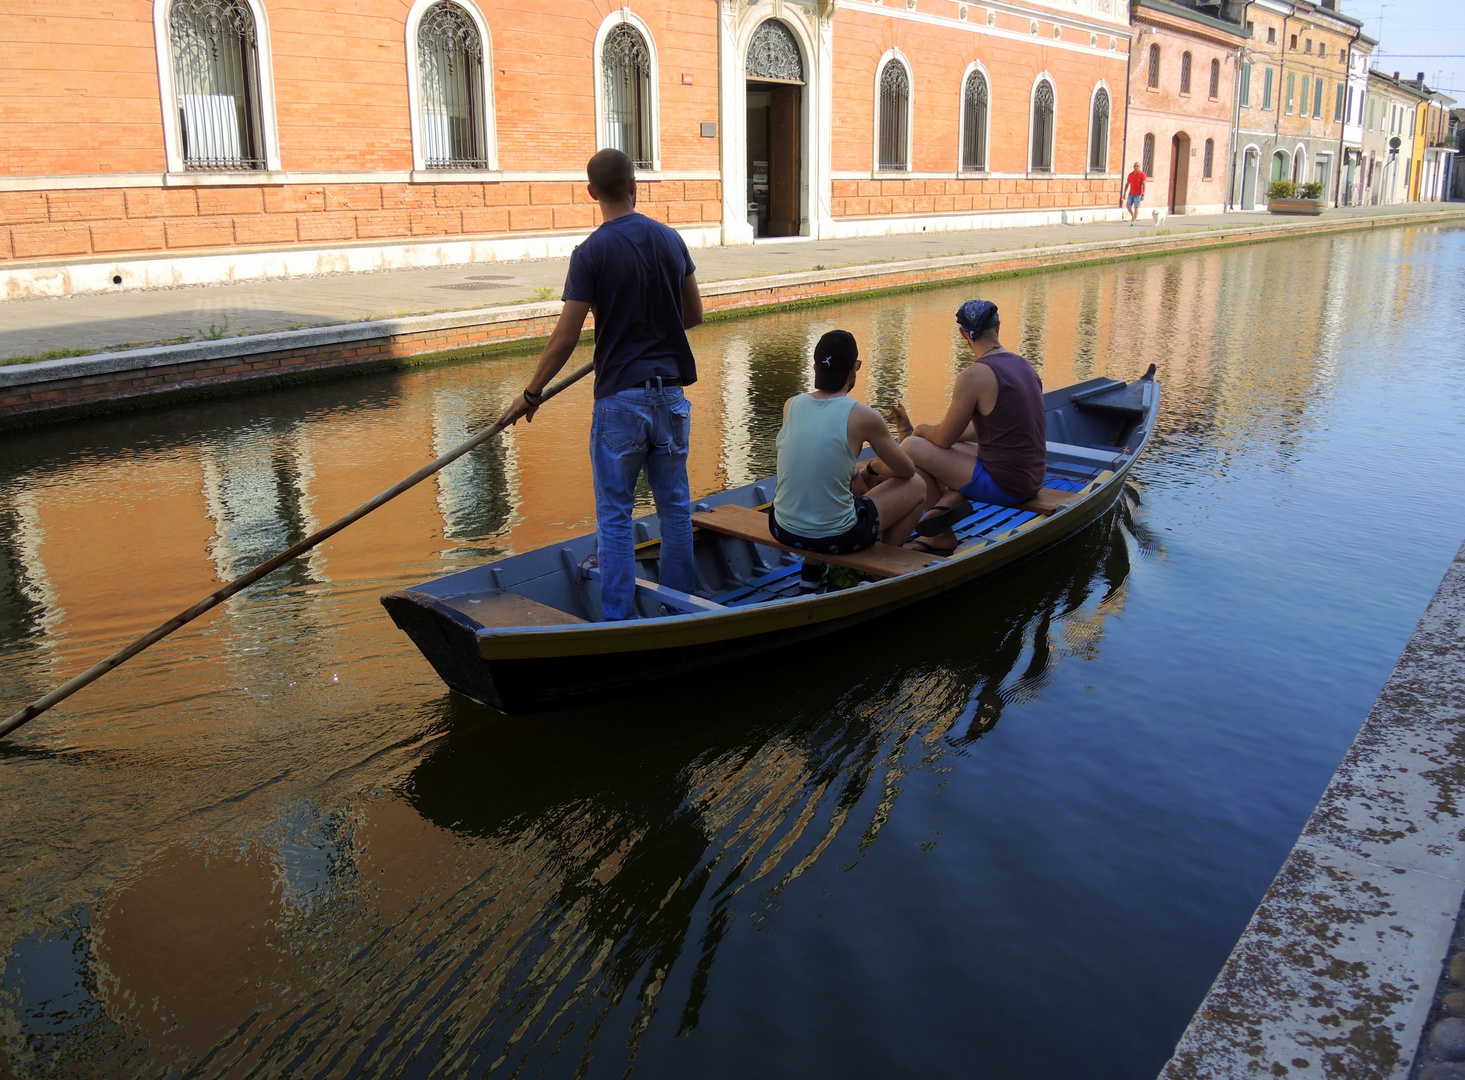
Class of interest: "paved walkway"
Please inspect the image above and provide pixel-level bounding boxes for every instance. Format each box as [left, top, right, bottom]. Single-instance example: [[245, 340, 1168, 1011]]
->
[[0, 203, 1460, 363]]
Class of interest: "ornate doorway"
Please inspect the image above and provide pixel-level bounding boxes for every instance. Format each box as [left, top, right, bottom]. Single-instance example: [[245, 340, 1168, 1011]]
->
[[745, 20, 804, 237]]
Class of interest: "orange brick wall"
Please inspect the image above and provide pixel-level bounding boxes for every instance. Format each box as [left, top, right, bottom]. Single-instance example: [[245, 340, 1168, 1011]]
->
[[0, 180, 722, 261], [831, 176, 1117, 217], [830, 7, 1129, 180], [0, 0, 720, 177], [0, 0, 168, 176]]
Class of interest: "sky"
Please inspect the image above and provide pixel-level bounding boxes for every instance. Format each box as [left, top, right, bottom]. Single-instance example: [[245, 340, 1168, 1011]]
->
[[1350, 0, 1464, 102]]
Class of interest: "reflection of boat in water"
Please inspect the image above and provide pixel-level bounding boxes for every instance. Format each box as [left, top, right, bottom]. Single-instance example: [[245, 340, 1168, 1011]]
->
[[0, 484, 1144, 1078], [382, 370, 1159, 714]]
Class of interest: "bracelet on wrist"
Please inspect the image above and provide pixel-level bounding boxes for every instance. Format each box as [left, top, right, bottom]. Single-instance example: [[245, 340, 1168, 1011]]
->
[[523, 386, 543, 405]]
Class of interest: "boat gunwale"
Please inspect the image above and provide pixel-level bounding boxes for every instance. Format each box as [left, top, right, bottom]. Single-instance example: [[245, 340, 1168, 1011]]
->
[[460, 401, 1152, 660]]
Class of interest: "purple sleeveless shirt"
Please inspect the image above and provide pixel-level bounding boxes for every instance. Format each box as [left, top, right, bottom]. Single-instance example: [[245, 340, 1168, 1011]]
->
[[974, 349, 1046, 499]]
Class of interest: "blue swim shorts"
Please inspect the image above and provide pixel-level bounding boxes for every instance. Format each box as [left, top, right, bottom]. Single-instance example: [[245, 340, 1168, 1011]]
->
[[959, 457, 1029, 508]]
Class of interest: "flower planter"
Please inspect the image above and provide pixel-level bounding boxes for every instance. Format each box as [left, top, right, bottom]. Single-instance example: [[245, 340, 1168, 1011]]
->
[[1268, 198, 1325, 216]]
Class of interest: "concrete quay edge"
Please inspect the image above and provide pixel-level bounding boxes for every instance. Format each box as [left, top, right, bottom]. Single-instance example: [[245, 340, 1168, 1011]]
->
[[1160, 538, 1465, 1080], [2, 206, 1462, 425]]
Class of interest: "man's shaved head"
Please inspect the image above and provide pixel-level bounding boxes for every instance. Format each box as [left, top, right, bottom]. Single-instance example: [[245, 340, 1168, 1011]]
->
[[587, 148, 635, 202]]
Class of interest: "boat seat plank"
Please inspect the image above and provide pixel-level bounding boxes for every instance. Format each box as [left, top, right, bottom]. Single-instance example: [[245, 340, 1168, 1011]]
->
[[712, 561, 804, 605], [690, 504, 939, 579], [444, 591, 586, 628], [584, 568, 726, 614]]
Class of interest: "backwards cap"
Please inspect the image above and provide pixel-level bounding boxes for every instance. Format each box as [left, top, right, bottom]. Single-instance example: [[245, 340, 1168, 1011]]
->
[[956, 299, 999, 337]]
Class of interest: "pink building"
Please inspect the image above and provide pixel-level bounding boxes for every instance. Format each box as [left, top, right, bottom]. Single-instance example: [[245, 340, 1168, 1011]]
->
[[1125, 0, 1246, 214]]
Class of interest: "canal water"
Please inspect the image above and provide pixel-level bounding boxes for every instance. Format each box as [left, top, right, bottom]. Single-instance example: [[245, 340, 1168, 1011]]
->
[[1, 225, 1463, 1079]]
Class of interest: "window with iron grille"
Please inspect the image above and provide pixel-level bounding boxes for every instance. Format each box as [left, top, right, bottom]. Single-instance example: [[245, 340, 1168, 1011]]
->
[[1147, 44, 1160, 89], [168, 0, 265, 170], [1203, 138, 1214, 178], [1180, 51, 1192, 94], [961, 69, 988, 170], [877, 61, 910, 171], [1142, 132, 1155, 176], [1031, 80, 1054, 171], [1088, 88, 1109, 171], [417, 2, 487, 169], [603, 24, 653, 167], [1209, 58, 1220, 98]]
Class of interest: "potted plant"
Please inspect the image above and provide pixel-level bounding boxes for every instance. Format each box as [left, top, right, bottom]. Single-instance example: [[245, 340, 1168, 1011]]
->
[[1267, 179, 1325, 216]]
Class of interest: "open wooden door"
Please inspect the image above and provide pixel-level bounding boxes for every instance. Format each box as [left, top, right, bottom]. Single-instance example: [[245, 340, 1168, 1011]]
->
[[767, 83, 801, 236]]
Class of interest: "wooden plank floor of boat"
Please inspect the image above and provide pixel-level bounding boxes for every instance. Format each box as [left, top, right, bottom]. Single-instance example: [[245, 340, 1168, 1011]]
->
[[442, 591, 585, 627], [690, 504, 940, 579]]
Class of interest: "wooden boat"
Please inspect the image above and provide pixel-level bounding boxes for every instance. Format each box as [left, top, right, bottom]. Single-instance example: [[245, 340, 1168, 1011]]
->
[[381, 367, 1159, 715]]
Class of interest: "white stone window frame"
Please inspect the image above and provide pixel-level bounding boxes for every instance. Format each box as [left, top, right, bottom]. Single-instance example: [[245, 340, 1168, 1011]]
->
[[405, 0, 498, 174], [872, 49, 914, 175], [957, 60, 992, 174], [1085, 79, 1112, 176], [153, 0, 282, 174], [593, 9, 662, 174], [1028, 71, 1057, 174]]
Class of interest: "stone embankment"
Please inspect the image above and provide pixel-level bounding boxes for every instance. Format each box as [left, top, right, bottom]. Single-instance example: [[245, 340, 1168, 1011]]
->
[[1161, 539, 1465, 1080], [2, 205, 1463, 428]]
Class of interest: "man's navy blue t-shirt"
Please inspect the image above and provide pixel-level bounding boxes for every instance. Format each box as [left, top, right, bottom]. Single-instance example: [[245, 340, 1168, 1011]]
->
[[561, 212, 697, 399]]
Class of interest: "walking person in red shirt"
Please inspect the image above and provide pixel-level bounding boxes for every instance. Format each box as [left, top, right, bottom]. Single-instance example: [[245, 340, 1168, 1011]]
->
[[1125, 162, 1147, 225]]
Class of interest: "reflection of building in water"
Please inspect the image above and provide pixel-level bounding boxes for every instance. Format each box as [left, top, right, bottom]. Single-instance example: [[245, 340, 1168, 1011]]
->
[[430, 383, 517, 547], [0, 499, 1139, 1076]]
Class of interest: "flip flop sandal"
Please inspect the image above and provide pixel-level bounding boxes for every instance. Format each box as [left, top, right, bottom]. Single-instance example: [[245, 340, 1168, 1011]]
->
[[914, 499, 974, 537]]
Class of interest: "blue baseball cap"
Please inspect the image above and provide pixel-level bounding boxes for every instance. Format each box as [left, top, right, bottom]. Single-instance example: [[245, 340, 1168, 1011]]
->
[[956, 299, 999, 337]]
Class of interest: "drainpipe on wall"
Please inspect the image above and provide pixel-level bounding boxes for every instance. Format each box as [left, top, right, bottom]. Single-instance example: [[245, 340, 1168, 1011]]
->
[[1275, 10, 1288, 192], [1335, 27, 1359, 206], [1228, 45, 1244, 208], [1120, 7, 1139, 211]]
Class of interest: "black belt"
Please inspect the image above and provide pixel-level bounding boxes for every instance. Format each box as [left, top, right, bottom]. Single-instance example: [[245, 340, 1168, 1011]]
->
[[635, 376, 683, 388]]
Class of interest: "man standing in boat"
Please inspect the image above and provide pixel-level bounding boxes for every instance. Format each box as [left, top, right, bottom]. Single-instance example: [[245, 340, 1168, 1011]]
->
[[885, 300, 1047, 555], [772, 330, 927, 590], [495, 148, 704, 620]]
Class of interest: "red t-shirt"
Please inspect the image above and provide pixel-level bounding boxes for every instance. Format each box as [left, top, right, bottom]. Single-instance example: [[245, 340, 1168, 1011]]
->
[[1126, 170, 1146, 196]]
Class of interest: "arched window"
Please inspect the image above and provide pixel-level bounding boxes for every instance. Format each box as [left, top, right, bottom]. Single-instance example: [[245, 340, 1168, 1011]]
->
[[1147, 44, 1161, 89], [1088, 87, 1110, 172], [1209, 58, 1221, 99], [416, 2, 487, 168], [1142, 132, 1156, 176], [1180, 51, 1193, 94], [961, 68, 988, 171], [168, 0, 265, 170], [1030, 79, 1054, 171], [746, 19, 803, 82], [602, 23, 653, 167], [1203, 138, 1215, 178], [877, 60, 910, 171]]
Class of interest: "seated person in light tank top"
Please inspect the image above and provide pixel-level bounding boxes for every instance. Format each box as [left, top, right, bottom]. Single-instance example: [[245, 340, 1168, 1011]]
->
[[876, 300, 1047, 556], [771, 330, 927, 590]]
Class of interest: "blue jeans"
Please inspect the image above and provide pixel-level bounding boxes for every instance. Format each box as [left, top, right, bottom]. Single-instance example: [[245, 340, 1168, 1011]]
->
[[590, 384, 694, 620]]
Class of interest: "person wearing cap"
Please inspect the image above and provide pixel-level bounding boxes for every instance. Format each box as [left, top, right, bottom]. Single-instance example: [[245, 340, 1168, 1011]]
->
[[771, 330, 927, 589], [496, 148, 704, 620], [886, 300, 1046, 555]]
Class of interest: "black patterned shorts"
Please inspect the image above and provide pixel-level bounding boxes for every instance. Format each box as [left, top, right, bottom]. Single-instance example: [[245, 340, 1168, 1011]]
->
[[769, 496, 881, 554]]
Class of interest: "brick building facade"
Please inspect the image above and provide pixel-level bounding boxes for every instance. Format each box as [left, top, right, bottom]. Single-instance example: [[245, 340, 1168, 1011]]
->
[[1125, 0, 1246, 216], [1232, 0, 1362, 209], [2, 0, 1141, 295]]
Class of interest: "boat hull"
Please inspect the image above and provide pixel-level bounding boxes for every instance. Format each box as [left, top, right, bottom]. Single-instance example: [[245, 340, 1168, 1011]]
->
[[382, 373, 1158, 715]]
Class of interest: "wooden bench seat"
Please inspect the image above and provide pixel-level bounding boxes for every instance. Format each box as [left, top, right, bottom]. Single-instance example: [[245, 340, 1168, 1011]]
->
[[1017, 487, 1085, 516], [689, 503, 941, 579], [441, 590, 585, 628]]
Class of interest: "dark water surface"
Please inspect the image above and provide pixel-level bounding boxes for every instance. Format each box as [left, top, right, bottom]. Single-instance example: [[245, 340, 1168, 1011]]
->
[[2, 225, 1464, 1079]]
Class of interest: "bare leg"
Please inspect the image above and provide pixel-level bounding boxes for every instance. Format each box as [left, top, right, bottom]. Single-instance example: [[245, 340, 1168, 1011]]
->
[[864, 473, 926, 546]]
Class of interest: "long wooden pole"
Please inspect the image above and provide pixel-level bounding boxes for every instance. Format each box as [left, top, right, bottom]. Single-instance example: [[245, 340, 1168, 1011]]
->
[[0, 359, 596, 741]]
